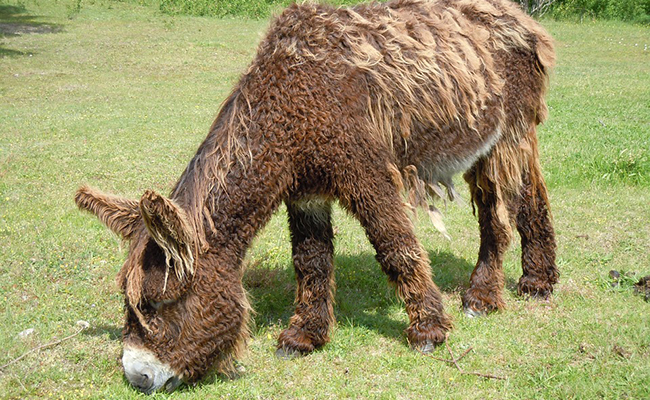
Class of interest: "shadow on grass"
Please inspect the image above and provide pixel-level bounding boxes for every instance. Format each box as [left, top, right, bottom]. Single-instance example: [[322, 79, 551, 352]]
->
[[0, 4, 63, 57], [505, 276, 520, 293], [244, 250, 474, 342], [103, 251, 474, 392], [83, 324, 122, 341]]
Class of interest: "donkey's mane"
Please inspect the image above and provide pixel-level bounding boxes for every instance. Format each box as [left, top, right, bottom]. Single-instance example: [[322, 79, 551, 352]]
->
[[169, 90, 253, 250]]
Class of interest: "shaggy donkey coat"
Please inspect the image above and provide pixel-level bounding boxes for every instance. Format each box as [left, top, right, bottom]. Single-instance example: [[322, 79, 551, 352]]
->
[[75, 0, 558, 392]]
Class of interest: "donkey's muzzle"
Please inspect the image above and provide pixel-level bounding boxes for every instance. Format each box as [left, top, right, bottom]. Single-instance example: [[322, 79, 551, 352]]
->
[[122, 345, 181, 394]]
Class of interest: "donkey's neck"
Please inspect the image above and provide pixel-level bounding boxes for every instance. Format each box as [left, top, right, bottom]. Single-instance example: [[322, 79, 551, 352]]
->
[[170, 90, 288, 263]]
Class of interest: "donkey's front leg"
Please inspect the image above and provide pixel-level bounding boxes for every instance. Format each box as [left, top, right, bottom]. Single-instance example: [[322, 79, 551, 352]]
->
[[339, 172, 452, 352], [277, 198, 335, 357]]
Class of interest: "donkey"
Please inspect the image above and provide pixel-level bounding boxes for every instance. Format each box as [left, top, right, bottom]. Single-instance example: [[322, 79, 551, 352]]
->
[[75, 0, 558, 393]]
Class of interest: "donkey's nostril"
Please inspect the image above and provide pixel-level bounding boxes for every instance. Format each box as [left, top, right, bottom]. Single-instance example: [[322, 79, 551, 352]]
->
[[124, 365, 155, 392], [135, 367, 154, 390]]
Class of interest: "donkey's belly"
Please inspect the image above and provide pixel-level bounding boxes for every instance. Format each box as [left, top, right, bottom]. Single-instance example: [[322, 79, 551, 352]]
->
[[401, 123, 503, 189]]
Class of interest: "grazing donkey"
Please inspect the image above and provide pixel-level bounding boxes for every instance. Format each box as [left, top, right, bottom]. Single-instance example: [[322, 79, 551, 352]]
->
[[75, 0, 558, 393]]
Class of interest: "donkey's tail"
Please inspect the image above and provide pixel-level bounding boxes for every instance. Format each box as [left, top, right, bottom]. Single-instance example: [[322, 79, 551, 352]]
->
[[464, 34, 555, 241]]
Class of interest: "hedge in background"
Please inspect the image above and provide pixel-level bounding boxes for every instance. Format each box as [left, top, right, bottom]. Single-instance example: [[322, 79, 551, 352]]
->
[[154, 0, 650, 23], [159, 0, 276, 18], [158, 0, 370, 18], [549, 0, 650, 22]]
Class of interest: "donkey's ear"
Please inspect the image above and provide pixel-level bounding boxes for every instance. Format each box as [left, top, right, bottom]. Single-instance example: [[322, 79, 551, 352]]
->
[[75, 186, 141, 239], [139, 190, 196, 279]]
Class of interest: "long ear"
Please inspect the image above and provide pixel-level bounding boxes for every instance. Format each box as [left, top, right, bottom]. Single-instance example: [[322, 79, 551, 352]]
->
[[139, 190, 196, 280], [75, 186, 140, 239]]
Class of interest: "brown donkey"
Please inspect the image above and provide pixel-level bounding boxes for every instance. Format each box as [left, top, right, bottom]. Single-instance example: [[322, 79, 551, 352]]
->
[[75, 0, 558, 393]]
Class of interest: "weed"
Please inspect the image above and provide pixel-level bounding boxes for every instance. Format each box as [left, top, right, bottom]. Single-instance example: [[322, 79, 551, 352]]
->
[[67, 0, 82, 19]]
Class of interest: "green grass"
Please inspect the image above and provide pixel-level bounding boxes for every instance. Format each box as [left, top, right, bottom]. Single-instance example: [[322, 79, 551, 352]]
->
[[1, 1, 649, 398]]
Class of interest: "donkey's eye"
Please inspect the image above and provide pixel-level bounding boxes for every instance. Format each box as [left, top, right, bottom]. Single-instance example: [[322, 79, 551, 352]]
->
[[149, 299, 176, 311]]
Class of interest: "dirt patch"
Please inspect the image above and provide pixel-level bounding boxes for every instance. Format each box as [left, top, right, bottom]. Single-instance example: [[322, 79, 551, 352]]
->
[[634, 276, 650, 302], [0, 22, 62, 37]]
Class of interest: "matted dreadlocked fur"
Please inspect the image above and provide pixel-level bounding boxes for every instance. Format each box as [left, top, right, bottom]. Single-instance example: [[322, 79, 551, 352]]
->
[[170, 0, 555, 245], [75, 0, 558, 392]]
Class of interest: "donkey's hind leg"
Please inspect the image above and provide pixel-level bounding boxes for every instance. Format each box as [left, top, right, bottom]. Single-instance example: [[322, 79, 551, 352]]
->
[[463, 128, 558, 313], [277, 198, 335, 357], [513, 155, 558, 298], [338, 171, 452, 351], [462, 159, 512, 316]]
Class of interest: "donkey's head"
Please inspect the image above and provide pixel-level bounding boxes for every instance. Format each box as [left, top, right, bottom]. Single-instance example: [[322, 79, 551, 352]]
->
[[75, 186, 249, 394]]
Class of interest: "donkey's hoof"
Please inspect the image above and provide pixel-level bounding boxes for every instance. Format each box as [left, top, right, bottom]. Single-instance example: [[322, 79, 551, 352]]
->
[[463, 307, 488, 318], [462, 289, 504, 317], [527, 291, 552, 301], [277, 327, 318, 359], [517, 285, 553, 300], [517, 276, 555, 300], [275, 347, 302, 360], [415, 339, 438, 354], [407, 321, 448, 354]]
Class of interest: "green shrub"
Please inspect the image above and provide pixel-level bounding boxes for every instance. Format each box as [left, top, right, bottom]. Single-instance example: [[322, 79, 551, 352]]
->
[[151, 0, 650, 21], [159, 0, 278, 18], [550, 0, 650, 22], [157, 0, 372, 18]]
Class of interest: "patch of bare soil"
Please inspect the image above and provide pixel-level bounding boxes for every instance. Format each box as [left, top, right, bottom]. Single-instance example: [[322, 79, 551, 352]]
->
[[634, 276, 650, 302], [0, 22, 62, 37]]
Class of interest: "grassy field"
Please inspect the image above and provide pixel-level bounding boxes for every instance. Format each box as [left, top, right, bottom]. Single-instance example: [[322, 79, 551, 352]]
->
[[1, 1, 649, 398]]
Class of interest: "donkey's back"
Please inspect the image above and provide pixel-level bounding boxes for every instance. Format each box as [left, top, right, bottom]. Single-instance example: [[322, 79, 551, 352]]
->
[[249, 0, 554, 205]]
